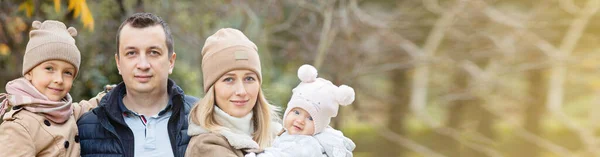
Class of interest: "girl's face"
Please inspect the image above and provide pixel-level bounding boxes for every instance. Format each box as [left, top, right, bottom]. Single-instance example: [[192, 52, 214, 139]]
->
[[284, 107, 315, 135], [25, 60, 76, 101], [214, 70, 260, 118]]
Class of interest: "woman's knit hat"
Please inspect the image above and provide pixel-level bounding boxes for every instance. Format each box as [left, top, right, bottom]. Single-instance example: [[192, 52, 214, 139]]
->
[[22, 20, 80, 77], [283, 64, 355, 135], [201, 28, 261, 92]]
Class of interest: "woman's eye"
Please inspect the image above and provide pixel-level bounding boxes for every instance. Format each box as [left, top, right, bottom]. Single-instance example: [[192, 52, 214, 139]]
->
[[244, 76, 256, 82], [45, 67, 53, 71]]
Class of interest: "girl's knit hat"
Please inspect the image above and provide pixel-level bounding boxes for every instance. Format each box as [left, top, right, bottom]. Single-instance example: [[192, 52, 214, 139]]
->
[[284, 64, 355, 135], [22, 20, 81, 77]]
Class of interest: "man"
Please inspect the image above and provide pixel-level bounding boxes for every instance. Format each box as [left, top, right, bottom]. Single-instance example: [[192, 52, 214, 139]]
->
[[77, 13, 198, 157]]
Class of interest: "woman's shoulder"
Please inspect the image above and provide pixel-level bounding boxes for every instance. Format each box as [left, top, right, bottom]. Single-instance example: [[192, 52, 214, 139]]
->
[[190, 132, 230, 145], [187, 132, 245, 157]]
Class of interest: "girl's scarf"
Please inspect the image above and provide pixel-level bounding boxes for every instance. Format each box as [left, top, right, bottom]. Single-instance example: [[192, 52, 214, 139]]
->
[[0, 78, 73, 123]]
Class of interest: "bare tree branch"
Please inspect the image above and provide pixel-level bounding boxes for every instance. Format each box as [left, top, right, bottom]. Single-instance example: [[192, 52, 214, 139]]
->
[[313, 7, 338, 70], [559, 0, 581, 15], [349, 0, 389, 28], [423, 0, 445, 14]]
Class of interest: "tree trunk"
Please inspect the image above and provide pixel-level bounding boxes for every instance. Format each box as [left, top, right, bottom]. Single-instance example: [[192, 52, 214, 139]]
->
[[445, 68, 467, 157], [378, 69, 410, 157]]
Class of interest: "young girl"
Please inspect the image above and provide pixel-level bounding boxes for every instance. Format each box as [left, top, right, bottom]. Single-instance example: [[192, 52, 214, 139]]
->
[[0, 20, 103, 157], [246, 64, 356, 157]]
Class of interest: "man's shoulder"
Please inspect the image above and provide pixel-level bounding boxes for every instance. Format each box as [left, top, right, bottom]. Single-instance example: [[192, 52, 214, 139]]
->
[[182, 95, 199, 105], [77, 108, 102, 125], [181, 95, 199, 112]]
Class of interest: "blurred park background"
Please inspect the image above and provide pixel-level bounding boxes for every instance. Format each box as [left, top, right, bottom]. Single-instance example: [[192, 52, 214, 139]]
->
[[3, 0, 600, 156]]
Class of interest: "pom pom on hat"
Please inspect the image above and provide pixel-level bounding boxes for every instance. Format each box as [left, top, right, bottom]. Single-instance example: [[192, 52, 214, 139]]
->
[[298, 64, 318, 83], [32, 21, 42, 29], [336, 85, 355, 106], [67, 27, 77, 36]]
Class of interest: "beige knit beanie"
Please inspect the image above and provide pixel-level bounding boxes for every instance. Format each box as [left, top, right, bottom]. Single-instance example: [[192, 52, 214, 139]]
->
[[22, 20, 81, 77], [201, 28, 261, 92]]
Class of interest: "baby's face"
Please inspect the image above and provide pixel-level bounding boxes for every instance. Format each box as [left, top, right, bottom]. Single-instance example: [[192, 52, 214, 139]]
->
[[284, 107, 315, 135]]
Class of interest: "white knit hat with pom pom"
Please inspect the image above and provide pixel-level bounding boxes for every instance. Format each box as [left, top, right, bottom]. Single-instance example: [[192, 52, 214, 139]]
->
[[22, 20, 81, 77], [284, 64, 355, 135]]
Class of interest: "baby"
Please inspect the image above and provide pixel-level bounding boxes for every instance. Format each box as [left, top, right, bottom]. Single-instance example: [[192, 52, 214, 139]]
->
[[247, 64, 356, 157]]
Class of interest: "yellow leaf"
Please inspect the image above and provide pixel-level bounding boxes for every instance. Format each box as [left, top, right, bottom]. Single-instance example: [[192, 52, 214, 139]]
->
[[68, 0, 76, 10], [0, 44, 10, 56], [54, 0, 61, 13], [67, 0, 94, 32], [18, 0, 34, 17], [14, 17, 27, 32], [80, 1, 94, 31]]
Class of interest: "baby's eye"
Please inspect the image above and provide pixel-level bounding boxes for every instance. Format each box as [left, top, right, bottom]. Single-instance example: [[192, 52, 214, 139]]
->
[[308, 116, 313, 121], [293, 110, 300, 115]]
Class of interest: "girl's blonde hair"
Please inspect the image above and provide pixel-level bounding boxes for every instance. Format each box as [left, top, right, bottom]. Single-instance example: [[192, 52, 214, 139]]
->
[[189, 85, 280, 148]]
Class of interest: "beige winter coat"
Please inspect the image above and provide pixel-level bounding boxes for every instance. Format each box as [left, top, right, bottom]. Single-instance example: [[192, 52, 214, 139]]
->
[[185, 119, 282, 157], [186, 133, 246, 157], [0, 94, 103, 157]]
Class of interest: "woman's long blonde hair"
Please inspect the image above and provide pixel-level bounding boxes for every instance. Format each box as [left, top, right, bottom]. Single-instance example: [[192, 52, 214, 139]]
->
[[189, 85, 281, 148]]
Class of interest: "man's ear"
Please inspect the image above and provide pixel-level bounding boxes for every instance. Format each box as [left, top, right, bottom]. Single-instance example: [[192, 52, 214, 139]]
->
[[168, 52, 176, 74], [115, 53, 121, 75]]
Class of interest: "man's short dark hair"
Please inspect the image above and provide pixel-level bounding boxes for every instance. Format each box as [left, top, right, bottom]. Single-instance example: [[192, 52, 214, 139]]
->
[[116, 13, 174, 57]]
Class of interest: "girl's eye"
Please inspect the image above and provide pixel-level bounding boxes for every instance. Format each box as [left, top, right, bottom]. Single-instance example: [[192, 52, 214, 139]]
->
[[223, 77, 234, 82], [308, 116, 313, 121], [64, 71, 74, 76]]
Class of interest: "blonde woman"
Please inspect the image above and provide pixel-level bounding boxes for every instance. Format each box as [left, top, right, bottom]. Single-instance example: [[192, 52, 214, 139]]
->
[[186, 28, 282, 157]]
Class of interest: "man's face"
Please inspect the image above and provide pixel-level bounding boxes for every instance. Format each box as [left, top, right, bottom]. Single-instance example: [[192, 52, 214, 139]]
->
[[116, 24, 175, 93]]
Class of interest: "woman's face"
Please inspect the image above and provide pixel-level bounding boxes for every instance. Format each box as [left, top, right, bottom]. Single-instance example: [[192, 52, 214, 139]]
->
[[214, 70, 260, 118]]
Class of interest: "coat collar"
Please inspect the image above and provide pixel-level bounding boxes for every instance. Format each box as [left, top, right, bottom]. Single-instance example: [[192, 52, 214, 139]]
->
[[99, 79, 185, 125], [188, 108, 282, 150]]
